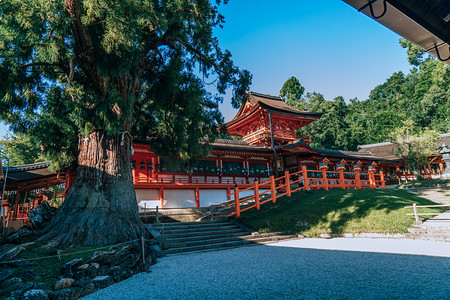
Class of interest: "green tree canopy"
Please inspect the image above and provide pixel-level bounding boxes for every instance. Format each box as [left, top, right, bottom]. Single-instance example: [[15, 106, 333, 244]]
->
[[279, 76, 306, 110]]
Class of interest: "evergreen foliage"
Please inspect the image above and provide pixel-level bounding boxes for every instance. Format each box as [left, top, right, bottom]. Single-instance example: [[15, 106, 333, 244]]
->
[[0, 0, 251, 167], [283, 39, 450, 151]]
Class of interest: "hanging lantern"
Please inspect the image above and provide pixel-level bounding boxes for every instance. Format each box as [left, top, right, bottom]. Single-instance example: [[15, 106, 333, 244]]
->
[[131, 159, 136, 169], [148, 161, 153, 170], [140, 161, 146, 170]]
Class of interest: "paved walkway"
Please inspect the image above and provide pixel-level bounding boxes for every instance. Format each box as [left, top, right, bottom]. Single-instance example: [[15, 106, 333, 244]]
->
[[83, 238, 450, 299]]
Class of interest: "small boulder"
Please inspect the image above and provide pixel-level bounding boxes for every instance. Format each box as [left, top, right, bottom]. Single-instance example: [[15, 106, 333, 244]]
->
[[90, 263, 99, 269], [11, 282, 35, 298], [84, 264, 98, 279], [92, 275, 113, 289], [62, 258, 82, 278], [54, 278, 75, 290], [49, 287, 81, 300], [20, 289, 49, 300], [77, 264, 89, 270], [73, 278, 94, 297]]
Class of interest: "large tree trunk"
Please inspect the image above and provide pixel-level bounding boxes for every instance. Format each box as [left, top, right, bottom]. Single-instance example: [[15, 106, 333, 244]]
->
[[40, 130, 148, 246]]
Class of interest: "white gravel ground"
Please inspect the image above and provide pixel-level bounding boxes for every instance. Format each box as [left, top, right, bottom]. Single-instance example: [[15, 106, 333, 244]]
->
[[83, 238, 450, 299]]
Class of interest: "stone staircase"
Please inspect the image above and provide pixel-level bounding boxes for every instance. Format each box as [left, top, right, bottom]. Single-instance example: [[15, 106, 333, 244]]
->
[[146, 219, 297, 255], [404, 186, 450, 240]]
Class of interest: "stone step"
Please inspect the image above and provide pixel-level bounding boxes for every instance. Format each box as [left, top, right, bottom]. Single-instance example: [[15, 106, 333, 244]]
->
[[163, 239, 257, 255], [163, 233, 298, 255], [161, 228, 246, 239], [152, 221, 232, 230], [164, 231, 248, 244], [156, 224, 240, 235], [165, 235, 255, 248]]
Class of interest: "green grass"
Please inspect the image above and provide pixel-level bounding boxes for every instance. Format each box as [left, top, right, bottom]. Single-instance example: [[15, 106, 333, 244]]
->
[[399, 178, 450, 188], [240, 189, 445, 237], [0, 242, 101, 299]]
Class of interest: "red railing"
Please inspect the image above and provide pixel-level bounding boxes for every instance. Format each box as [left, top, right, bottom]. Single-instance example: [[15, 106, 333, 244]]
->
[[134, 176, 257, 186], [228, 166, 386, 217]]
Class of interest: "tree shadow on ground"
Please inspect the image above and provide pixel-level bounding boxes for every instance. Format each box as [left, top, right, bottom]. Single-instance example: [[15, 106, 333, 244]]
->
[[240, 188, 443, 235]]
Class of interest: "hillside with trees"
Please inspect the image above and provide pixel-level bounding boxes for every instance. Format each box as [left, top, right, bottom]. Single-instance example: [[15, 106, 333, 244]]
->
[[281, 39, 450, 151]]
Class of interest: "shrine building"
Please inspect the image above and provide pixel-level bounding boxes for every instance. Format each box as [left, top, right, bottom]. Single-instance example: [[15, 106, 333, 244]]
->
[[129, 91, 445, 210]]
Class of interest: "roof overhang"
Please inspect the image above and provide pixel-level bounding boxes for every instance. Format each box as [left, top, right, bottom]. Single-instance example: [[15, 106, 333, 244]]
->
[[343, 0, 450, 64]]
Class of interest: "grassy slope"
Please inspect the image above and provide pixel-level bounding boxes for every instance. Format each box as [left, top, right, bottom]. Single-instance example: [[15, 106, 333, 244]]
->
[[400, 178, 450, 188], [240, 189, 444, 236]]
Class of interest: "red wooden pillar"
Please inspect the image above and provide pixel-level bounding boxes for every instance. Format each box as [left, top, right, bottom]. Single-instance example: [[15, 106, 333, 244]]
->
[[159, 187, 164, 209], [270, 175, 276, 203], [254, 179, 260, 210], [368, 170, 375, 188], [355, 170, 361, 189], [322, 169, 329, 190], [302, 165, 309, 190], [195, 188, 200, 208], [234, 185, 240, 217], [284, 170, 291, 197], [339, 169, 345, 189], [380, 171, 386, 189]]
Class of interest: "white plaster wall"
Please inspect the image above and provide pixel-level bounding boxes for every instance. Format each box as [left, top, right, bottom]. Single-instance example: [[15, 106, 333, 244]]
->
[[136, 189, 163, 211], [199, 189, 229, 207], [164, 189, 196, 208]]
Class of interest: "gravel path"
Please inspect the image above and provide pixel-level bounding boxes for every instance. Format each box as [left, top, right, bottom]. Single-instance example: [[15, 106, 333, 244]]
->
[[83, 238, 450, 299]]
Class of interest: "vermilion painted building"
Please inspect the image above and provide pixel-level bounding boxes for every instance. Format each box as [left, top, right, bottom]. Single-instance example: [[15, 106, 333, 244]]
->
[[131, 92, 440, 209]]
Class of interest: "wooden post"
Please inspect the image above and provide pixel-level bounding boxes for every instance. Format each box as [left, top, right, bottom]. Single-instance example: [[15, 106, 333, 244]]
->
[[413, 203, 419, 222], [368, 171, 375, 188], [234, 184, 240, 218], [254, 179, 260, 210], [322, 169, 328, 191], [380, 171, 386, 189], [156, 206, 160, 224], [270, 175, 276, 203], [355, 170, 361, 189], [302, 165, 309, 191], [284, 170, 291, 197], [141, 236, 145, 268], [195, 188, 200, 208], [339, 169, 345, 189], [227, 186, 231, 200], [144, 203, 147, 218], [13, 191, 20, 219], [159, 188, 164, 209]]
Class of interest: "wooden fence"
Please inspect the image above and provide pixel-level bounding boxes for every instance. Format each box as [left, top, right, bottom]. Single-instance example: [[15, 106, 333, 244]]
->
[[228, 165, 386, 217]]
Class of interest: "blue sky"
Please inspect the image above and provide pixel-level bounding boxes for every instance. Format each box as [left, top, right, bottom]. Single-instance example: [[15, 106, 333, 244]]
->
[[214, 0, 412, 121], [0, 0, 413, 137]]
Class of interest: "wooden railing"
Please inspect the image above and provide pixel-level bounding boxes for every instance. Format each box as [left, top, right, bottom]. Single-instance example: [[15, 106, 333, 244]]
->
[[228, 165, 386, 217], [134, 177, 254, 185], [404, 203, 450, 222]]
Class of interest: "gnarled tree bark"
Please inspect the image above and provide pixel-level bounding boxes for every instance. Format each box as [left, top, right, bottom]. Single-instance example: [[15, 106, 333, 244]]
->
[[40, 131, 148, 246]]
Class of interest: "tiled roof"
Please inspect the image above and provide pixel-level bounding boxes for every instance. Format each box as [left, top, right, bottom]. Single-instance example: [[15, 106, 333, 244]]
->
[[247, 92, 322, 118], [1, 162, 57, 184], [211, 139, 272, 153], [314, 148, 399, 162], [357, 133, 450, 158]]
